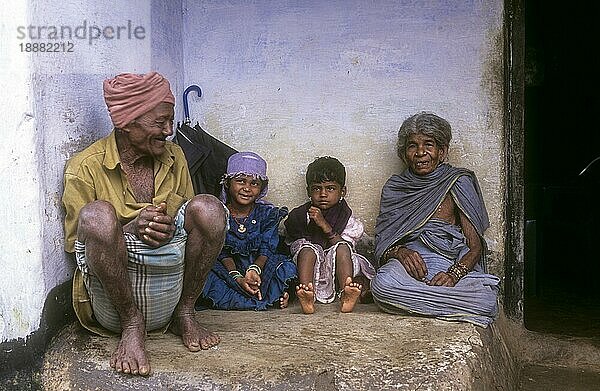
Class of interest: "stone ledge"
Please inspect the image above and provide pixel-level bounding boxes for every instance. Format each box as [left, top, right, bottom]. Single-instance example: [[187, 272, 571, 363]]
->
[[42, 303, 514, 390]]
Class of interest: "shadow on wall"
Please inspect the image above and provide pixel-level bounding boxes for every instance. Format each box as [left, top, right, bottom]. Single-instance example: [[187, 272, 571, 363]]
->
[[0, 280, 75, 381]]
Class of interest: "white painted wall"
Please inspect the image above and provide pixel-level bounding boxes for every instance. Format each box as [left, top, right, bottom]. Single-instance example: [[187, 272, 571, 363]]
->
[[0, 2, 45, 342], [0, 0, 505, 342]]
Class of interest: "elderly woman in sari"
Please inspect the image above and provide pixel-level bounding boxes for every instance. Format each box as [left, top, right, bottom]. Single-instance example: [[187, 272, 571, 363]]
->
[[371, 112, 499, 327]]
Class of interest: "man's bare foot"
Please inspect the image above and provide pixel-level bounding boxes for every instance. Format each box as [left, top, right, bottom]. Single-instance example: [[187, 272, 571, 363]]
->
[[296, 283, 315, 314], [110, 317, 150, 376], [169, 314, 220, 352], [279, 291, 289, 309], [340, 276, 362, 313]]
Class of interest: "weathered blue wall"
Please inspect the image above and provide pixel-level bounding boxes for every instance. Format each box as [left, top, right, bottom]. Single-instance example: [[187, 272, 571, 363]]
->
[[181, 0, 505, 264]]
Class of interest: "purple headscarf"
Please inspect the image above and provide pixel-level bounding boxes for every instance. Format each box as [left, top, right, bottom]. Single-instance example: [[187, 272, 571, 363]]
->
[[220, 152, 269, 203]]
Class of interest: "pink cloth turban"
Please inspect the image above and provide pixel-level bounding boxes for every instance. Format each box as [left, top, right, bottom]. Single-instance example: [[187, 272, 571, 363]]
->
[[103, 72, 175, 128]]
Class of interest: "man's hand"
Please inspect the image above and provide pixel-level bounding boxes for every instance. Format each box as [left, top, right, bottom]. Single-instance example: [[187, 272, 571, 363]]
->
[[396, 247, 428, 281], [428, 272, 456, 287], [123, 202, 175, 247], [237, 271, 262, 300], [308, 206, 332, 232]]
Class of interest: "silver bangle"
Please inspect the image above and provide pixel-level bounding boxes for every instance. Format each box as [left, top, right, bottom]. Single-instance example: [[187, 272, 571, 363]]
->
[[247, 264, 262, 275]]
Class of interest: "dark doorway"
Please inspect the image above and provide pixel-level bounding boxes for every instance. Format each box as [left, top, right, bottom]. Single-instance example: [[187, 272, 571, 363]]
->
[[524, 0, 600, 337]]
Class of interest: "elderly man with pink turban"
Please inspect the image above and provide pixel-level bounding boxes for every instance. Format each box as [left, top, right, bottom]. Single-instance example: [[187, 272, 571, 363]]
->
[[62, 72, 227, 376]]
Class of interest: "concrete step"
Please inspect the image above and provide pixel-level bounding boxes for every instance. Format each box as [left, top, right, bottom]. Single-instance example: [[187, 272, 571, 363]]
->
[[41, 303, 515, 390], [518, 364, 600, 391]]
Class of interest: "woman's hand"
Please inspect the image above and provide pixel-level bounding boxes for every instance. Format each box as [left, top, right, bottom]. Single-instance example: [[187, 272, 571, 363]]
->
[[395, 247, 428, 282], [428, 271, 456, 287], [237, 271, 262, 300], [123, 202, 174, 247]]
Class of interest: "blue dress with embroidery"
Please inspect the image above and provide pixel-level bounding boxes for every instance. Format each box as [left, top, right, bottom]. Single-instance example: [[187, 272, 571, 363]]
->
[[200, 203, 297, 310]]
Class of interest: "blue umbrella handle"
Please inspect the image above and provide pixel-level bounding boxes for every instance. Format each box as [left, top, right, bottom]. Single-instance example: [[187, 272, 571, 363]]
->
[[183, 85, 202, 124]]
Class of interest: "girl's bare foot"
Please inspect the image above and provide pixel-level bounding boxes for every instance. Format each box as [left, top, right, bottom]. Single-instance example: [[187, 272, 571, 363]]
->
[[110, 314, 150, 376], [169, 313, 220, 351], [279, 291, 289, 309], [296, 283, 315, 314], [340, 276, 362, 313]]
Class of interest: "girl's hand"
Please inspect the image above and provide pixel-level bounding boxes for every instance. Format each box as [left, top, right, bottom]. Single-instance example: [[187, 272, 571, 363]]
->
[[308, 206, 332, 232], [245, 268, 262, 290], [237, 273, 262, 300]]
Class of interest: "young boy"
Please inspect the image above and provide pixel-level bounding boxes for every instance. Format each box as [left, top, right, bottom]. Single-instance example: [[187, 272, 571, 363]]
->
[[284, 156, 375, 314]]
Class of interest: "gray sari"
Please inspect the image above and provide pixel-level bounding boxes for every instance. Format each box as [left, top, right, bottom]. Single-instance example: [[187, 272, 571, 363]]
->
[[371, 164, 499, 327]]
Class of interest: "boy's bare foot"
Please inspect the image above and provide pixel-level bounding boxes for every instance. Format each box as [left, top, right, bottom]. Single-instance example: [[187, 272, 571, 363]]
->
[[340, 276, 362, 313], [353, 275, 373, 303], [296, 283, 315, 314], [279, 291, 289, 309], [169, 313, 220, 351], [110, 315, 150, 376]]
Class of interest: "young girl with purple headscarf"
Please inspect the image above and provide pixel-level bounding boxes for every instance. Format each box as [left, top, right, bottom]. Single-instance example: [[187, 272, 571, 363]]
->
[[198, 152, 297, 310]]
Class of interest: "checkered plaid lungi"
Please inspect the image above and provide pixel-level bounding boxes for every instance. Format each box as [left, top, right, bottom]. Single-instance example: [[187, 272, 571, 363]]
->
[[74, 202, 188, 334]]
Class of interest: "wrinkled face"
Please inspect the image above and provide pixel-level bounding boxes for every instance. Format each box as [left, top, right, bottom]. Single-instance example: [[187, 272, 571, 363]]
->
[[307, 181, 346, 211], [404, 133, 446, 176], [227, 174, 263, 207], [122, 102, 174, 157]]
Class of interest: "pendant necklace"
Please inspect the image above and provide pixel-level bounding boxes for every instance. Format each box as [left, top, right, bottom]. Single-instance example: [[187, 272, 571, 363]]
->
[[232, 208, 253, 233], [234, 215, 248, 233]]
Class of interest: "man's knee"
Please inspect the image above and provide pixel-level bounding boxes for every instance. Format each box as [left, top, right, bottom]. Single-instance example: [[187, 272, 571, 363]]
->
[[78, 201, 119, 238], [185, 194, 227, 237]]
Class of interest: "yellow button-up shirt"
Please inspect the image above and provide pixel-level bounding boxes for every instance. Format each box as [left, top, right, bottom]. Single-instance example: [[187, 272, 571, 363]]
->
[[62, 130, 194, 253]]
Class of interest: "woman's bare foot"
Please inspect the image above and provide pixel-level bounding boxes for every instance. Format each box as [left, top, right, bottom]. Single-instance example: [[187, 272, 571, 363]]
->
[[340, 276, 362, 313], [169, 313, 220, 351], [279, 291, 289, 309], [110, 315, 150, 376], [296, 283, 315, 314]]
